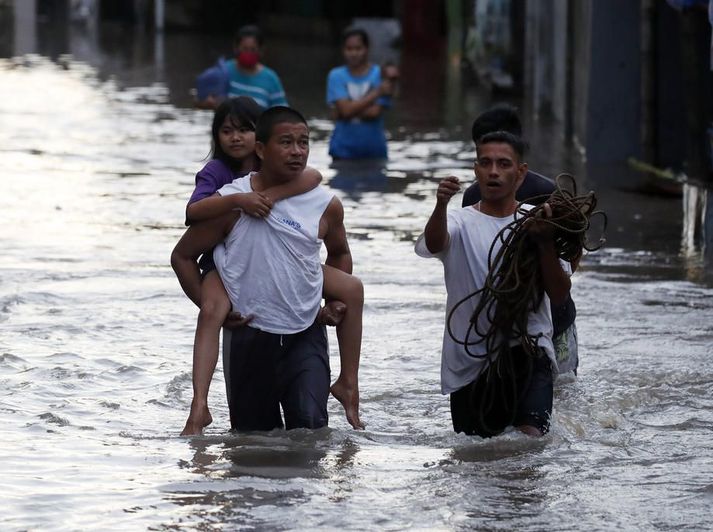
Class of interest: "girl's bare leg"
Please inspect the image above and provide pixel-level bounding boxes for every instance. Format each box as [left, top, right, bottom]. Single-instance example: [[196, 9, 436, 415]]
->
[[181, 270, 231, 436], [322, 265, 365, 429]]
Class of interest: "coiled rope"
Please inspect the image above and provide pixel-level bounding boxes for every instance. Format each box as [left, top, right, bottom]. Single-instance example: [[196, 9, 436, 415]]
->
[[447, 173, 606, 435]]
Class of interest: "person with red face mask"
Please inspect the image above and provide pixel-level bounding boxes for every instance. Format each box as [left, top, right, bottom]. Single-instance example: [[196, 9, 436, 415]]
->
[[196, 25, 288, 110]]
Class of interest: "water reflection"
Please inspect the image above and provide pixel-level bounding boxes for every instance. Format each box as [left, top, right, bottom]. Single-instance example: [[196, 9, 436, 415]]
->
[[328, 159, 390, 195], [181, 430, 359, 481], [163, 430, 362, 527]]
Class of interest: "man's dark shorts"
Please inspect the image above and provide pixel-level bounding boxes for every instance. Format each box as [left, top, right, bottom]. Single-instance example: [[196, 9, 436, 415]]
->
[[223, 320, 330, 431], [450, 345, 553, 438]]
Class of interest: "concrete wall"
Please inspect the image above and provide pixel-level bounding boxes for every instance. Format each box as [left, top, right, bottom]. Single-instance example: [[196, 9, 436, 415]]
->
[[13, 0, 36, 55], [570, 0, 591, 153], [585, 0, 642, 165], [525, 0, 644, 166], [524, 0, 568, 123], [656, 0, 687, 170]]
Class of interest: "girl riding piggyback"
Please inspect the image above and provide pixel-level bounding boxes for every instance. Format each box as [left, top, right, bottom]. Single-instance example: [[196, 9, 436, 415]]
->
[[175, 97, 365, 435]]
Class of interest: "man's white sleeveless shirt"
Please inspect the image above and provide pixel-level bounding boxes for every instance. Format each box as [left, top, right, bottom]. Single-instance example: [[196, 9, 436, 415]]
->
[[213, 173, 335, 334]]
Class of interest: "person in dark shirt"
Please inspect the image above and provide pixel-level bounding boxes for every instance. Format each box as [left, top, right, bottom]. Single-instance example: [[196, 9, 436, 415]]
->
[[462, 104, 556, 207], [462, 104, 579, 375]]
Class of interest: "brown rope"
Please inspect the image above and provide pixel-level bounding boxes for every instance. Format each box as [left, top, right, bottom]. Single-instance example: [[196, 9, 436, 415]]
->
[[446, 173, 606, 435]]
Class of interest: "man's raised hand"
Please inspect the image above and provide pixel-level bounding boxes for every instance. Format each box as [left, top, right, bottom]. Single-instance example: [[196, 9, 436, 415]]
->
[[436, 176, 461, 206]]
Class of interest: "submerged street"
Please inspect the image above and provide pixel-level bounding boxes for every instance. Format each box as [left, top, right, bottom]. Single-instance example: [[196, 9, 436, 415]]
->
[[1, 19, 712, 531]]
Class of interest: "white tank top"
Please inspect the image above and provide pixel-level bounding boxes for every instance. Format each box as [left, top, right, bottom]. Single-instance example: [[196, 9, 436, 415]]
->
[[213, 173, 335, 334]]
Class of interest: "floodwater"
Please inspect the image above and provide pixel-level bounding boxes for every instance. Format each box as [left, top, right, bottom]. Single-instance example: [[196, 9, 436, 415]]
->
[[2, 16, 713, 532]]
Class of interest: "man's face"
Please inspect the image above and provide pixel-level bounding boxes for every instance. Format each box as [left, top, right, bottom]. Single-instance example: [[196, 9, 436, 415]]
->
[[474, 141, 527, 202], [342, 35, 368, 69], [257, 122, 310, 180]]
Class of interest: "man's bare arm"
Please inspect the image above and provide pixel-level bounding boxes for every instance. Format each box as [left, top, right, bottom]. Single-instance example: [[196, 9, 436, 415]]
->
[[537, 240, 571, 306], [528, 204, 571, 306], [171, 212, 239, 307]]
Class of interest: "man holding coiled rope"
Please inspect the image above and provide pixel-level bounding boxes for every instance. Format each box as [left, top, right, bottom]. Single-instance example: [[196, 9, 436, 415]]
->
[[415, 131, 572, 438], [463, 104, 580, 376]]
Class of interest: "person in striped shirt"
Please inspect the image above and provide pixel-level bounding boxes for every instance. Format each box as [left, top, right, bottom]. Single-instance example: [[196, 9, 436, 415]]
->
[[197, 25, 288, 110]]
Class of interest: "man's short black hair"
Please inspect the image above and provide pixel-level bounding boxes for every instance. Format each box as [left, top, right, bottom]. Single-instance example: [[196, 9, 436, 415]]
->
[[478, 131, 528, 161], [471, 104, 523, 143], [255, 106, 308, 144]]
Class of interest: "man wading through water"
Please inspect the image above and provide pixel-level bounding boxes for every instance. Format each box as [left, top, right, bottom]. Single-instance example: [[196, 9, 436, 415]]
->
[[172, 106, 360, 431], [462, 104, 580, 375], [415, 131, 572, 437]]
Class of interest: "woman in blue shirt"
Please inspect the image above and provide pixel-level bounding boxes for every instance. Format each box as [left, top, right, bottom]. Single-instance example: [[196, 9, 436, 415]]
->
[[326, 27, 397, 160]]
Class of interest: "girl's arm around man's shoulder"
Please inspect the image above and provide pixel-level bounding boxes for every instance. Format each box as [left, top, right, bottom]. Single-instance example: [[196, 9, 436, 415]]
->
[[262, 167, 322, 203]]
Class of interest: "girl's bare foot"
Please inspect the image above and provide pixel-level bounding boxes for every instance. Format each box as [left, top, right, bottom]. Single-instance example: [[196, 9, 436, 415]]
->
[[330, 377, 364, 430], [180, 400, 213, 436]]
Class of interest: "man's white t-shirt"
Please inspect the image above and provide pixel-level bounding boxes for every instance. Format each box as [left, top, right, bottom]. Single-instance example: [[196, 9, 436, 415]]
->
[[415, 205, 559, 394]]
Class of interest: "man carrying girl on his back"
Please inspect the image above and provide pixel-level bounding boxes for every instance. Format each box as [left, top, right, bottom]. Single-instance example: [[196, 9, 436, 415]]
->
[[172, 97, 364, 434]]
